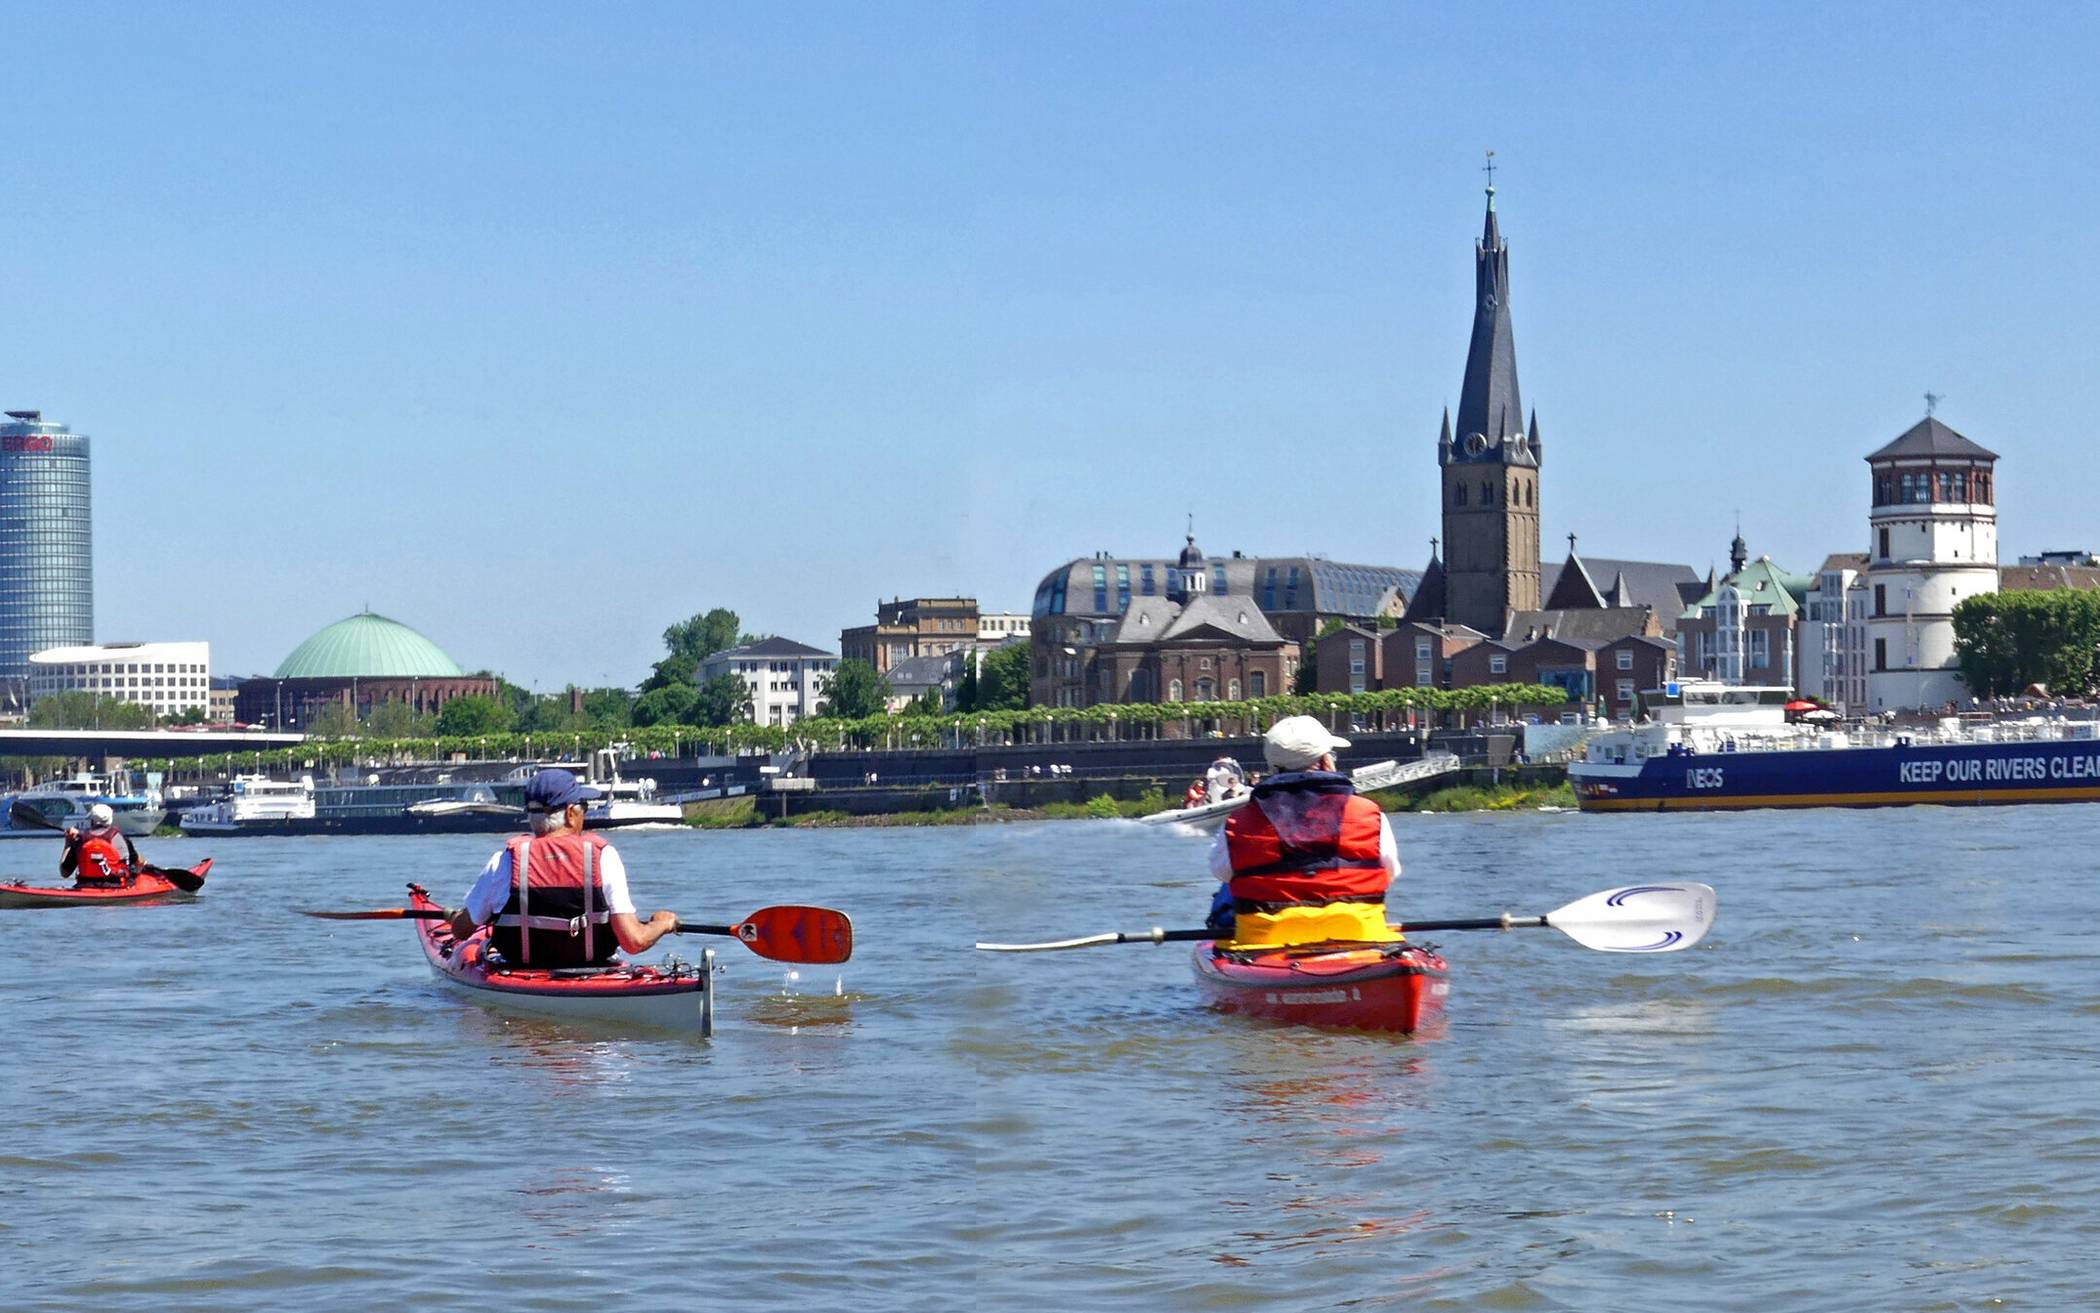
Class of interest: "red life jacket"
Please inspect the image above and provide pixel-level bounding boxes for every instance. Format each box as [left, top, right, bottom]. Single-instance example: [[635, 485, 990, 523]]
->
[[68, 828, 134, 887], [490, 832, 617, 967], [1224, 771, 1388, 910]]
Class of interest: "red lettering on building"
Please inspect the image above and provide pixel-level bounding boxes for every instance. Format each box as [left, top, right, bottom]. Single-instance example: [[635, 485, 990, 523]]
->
[[3, 435, 55, 453]]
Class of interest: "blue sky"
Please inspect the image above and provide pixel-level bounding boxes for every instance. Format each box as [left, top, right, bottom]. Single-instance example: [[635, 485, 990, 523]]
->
[[5, 2, 2096, 688]]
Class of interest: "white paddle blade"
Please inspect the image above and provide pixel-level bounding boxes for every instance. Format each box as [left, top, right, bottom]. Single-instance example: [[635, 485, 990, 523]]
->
[[1545, 882, 1716, 953]]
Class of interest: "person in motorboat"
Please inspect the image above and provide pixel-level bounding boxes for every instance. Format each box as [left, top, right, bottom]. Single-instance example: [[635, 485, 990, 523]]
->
[[1203, 716, 1402, 948], [443, 769, 679, 967], [1204, 756, 1246, 804], [1182, 777, 1208, 810], [61, 803, 141, 888]]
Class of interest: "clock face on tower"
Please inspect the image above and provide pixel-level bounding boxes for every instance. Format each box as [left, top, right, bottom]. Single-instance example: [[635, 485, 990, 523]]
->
[[1463, 432, 1488, 457]]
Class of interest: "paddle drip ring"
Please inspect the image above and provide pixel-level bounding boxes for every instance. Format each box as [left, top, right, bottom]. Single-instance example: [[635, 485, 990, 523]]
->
[[738, 923, 759, 942]]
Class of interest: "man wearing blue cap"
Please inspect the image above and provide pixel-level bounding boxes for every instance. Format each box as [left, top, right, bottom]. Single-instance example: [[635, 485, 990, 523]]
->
[[445, 768, 679, 967]]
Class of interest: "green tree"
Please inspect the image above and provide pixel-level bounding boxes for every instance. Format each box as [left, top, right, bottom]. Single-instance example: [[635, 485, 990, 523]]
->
[[366, 700, 428, 738], [1954, 590, 2100, 698], [632, 683, 700, 727], [166, 705, 208, 725], [640, 652, 699, 695], [434, 694, 514, 736], [973, 643, 1031, 711], [27, 692, 155, 730], [663, 608, 751, 665], [688, 673, 755, 727], [305, 702, 360, 738], [821, 658, 888, 719], [1294, 618, 1347, 695], [580, 686, 633, 730]]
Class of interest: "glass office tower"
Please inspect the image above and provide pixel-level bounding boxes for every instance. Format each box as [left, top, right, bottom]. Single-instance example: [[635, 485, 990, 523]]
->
[[0, 410, 94, 683]]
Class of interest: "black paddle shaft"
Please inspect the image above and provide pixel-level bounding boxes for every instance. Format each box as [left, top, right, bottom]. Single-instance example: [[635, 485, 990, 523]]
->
[[1396, 915, 1549, 933]]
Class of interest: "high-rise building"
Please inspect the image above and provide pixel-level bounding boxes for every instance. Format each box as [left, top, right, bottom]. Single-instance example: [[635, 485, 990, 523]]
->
[[0, 410, 94, 684]]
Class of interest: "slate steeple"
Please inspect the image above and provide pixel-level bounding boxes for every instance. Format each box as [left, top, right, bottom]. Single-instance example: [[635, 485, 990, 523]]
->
[[1454, 184, 1534, 463], [1435, 166, 1543, 637]]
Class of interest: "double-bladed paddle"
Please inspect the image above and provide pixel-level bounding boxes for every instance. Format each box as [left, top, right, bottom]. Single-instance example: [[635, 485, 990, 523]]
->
[[302, 903, 854, 964], [10, 800, 210, 892], [973, 882, 1716, 955]]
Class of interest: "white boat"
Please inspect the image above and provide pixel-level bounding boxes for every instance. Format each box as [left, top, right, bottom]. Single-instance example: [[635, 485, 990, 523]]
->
[[180, 775, 317, 834], [4, 772, 166, 837], [1136, 755, 1462, 831]]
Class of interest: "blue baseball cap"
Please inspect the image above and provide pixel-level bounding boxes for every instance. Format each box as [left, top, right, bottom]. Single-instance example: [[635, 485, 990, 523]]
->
[[524, 768, 602, 810]]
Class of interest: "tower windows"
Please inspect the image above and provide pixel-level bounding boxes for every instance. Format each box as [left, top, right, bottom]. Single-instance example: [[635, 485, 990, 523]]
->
[[1454, 484, 1468, 506], [1481, 480, 1495, 505]]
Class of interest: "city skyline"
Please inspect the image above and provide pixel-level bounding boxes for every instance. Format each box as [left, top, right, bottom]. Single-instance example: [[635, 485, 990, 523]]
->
[[6, 4, 2098, 689]]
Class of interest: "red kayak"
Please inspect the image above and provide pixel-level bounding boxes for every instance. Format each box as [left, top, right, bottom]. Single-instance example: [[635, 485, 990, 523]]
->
[[406, 884, 712, 1030], [1190, 939, 1449, 1033], [0, 859, 212, 909]]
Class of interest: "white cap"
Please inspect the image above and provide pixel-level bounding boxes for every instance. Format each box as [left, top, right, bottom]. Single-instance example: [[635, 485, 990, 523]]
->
[[88, 803, 115, 827], [1262, 715, 1350, 771]]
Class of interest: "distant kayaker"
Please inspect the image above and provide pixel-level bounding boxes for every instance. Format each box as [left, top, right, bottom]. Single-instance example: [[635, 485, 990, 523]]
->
[[1204, 716, 1401, 948], [61, 804, 140, 888], [443, 768, 679, 967]]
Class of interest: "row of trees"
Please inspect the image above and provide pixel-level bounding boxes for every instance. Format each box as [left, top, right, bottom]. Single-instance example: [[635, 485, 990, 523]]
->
[[149, 682, 1570, 773], [26, 692, 205, 731], [1953, 590, 2100, 698]]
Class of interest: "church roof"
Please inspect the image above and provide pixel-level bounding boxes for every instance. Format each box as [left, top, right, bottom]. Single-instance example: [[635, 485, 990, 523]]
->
[[1504, 608, 1656, 644], [1542, 547, 1606, 610], [1403, 549, 1446, 623], [1867, 416, 1998, 462], [1540, 557, 1703, 629]]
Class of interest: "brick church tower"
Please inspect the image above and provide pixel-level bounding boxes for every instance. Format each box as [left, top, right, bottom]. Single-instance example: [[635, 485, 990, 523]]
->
[[1435, 177, 1541, 637]]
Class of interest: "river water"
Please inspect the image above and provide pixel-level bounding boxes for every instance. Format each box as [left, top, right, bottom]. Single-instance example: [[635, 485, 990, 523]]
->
[[2, 808, 2096, 1310]]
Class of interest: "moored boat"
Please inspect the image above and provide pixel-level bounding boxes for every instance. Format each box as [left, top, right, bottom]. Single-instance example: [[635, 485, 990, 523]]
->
[[406, 884, 712, 1030], [1190, 939, 1449, 1033], [1571, 680, 2100, 811], [0, 859, 212, 909]]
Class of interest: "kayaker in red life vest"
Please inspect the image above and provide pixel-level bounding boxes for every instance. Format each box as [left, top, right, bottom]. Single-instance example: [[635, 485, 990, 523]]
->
[[1204, 716, 1402, 948], [442, 769, 679, 967], [61, 803, 141, 888]]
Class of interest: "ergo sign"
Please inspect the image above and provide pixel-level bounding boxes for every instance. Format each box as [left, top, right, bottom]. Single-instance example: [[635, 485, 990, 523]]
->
[[2, 435, 55, 453]]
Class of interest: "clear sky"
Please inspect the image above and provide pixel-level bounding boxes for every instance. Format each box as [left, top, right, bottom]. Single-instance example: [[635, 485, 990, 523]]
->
[[5, 2, 2096, 688]]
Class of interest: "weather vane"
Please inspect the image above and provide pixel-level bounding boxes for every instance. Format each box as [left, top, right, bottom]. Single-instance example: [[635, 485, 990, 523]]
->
[[1483, 149, 1496, 192], [1924, 391, 1942, 417]]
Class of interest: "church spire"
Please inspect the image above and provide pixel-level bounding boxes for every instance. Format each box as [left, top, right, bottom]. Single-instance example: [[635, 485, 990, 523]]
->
[[1454, 170, 1529, 467]]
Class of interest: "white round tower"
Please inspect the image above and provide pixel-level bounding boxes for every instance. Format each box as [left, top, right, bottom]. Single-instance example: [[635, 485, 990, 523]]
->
[[1863, 415, 1999, 713]]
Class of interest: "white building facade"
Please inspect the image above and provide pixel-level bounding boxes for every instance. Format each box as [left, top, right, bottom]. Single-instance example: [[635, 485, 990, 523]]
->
[[697, 636, 837, 729], [1798, 554, 1868, 713], [29, 640, 212, 719], [1863, 417, 1999, 713]]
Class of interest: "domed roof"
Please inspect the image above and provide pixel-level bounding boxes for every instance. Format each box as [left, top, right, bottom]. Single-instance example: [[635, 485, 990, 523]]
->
[[273, 611, 466, 679]]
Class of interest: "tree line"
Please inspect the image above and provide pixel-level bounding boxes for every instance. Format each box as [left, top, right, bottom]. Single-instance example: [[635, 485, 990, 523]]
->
[[1953, 590, 2100, 699]]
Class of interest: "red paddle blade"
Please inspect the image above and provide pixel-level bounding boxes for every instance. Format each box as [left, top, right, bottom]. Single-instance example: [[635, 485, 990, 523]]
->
[[733, 905, 853, 963]]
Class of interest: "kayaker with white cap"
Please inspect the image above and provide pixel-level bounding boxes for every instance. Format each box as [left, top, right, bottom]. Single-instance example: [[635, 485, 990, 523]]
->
[[1204, 715, 1402, 948], [60, 803, 142, 888], [443, 768, 679, 967]]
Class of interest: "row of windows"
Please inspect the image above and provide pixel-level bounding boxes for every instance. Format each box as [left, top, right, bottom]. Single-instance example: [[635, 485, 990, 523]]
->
[[1873, 468, 1992, 506], [1451, 478, 1536, 509]]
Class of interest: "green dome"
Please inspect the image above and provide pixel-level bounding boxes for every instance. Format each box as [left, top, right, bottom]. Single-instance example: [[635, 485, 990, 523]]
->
[[274, 611, 466, 679]]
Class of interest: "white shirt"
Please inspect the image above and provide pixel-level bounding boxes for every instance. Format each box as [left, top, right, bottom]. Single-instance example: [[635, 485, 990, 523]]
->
[[463, 840, 637, 925], [1208, 807, 1402, 885]]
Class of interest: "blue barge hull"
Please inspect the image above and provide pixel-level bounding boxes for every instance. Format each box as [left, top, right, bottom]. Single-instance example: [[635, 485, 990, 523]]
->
[[1571, 737, 2100, 811]]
